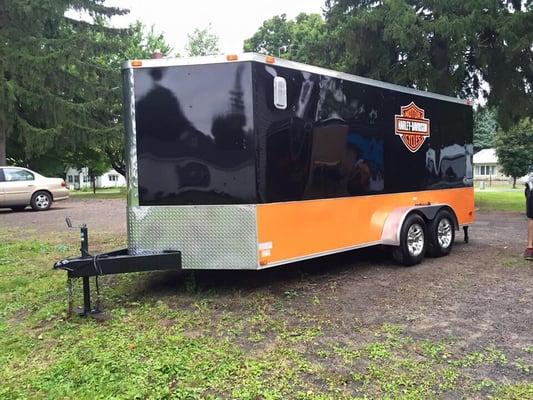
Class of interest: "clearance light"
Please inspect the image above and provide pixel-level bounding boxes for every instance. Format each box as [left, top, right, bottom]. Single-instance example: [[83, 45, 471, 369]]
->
[[265, 55, 275, 64], [131, 60, 142, 67], [226, 54, 238, 61]]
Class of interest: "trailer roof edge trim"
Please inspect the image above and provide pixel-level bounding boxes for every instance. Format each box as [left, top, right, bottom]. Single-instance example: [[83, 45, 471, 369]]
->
[[122, 53, 469, 105]]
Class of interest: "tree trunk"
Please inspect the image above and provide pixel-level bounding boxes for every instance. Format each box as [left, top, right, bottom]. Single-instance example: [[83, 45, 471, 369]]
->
[[91, 175, 96, 194], [0, 125, 6, 166], [513, 177, 516, 189]]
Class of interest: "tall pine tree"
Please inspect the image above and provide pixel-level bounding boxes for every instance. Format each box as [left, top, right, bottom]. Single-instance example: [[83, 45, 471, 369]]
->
[[324, 0, 533, 128], [0, 0, 128, 166]]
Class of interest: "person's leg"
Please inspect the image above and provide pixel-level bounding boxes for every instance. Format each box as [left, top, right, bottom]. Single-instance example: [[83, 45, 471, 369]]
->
[[528, 218, 533, 249], [526, 190, 533, 260]]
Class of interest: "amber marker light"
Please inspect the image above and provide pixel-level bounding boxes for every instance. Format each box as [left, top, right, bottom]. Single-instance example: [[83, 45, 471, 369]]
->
[[131, 60, 142, 67], [226, 54, 238, 61], [265, 55, 275, 64]]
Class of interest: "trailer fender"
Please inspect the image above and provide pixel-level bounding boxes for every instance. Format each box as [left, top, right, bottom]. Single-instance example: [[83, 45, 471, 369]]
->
[[380, 204, 458, 246]]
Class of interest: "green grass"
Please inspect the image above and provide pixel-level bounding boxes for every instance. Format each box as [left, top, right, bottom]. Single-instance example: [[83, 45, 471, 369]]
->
[[0, 231, 531, 399], [69, 187, 126, 199], [475, 189, 526, 212]]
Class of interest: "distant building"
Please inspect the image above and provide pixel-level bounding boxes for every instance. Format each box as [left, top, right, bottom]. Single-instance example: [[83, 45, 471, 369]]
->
[[473, 148, 508, 181], [65, 167, 126, 190]]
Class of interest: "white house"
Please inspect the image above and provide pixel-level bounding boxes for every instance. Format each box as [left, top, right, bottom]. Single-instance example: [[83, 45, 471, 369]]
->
[[473, 148, 508, 181], [65, 167, 126, 190]]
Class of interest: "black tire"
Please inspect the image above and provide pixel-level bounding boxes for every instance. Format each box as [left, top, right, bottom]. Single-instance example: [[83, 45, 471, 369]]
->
[[11, 205, 27, 212], [392, 213, 427, 266], [30, 191, 52, 211], [427, 210, 455, 257]]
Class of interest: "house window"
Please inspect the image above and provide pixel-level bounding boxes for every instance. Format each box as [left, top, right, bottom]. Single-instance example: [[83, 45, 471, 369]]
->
[[74, 175, 80, 183], [83, 175, 89, 183], [478, 165, 496, 175], [109, 175, 118, 182], [67, 175, 73, 183]]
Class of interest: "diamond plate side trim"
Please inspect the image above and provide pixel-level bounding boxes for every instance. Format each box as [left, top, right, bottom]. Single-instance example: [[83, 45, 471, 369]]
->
[[124, 68, 139, 208], [128, 205, 258, 270]]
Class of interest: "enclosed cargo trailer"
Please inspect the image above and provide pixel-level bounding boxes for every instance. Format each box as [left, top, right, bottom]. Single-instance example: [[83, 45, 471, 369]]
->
[[123, 53, 474, 269]]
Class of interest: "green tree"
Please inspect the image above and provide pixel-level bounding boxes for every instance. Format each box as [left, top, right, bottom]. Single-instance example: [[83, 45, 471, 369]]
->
[[243, 13, 326, 64], [0, 0, 128, 167], [123, 21, 174, 60], [185, 25, 220, 56], [494, 118, 533, 188], [65, 147, 110, 193], [244, 14, 293, 56], [473, 107, 498, 152], [324, 0, 532, 128], [100, 21, 173, 176]]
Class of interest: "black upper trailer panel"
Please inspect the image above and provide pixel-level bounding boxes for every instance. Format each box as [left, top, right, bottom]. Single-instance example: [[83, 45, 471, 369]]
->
[[252, 62, 473, 202], [127, 54, 472, 206], [132, 62, 256, 205]]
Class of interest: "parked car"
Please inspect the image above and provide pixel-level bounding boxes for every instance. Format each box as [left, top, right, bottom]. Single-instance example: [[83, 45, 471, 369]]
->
[[0, 166, 69, 211]]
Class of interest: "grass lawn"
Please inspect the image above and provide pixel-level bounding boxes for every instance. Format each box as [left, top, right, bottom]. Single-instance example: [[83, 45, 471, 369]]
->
[[69, 187, 126, 199], [474, 182, 526, 213], [0, 229, 531, 399]]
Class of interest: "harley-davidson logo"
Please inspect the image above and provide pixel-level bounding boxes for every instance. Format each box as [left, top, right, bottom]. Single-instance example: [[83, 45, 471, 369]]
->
[[394, 102, 430, 152]]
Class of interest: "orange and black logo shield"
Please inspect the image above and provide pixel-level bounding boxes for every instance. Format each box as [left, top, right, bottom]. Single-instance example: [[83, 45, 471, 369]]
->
[[394, 102, 430, 152]]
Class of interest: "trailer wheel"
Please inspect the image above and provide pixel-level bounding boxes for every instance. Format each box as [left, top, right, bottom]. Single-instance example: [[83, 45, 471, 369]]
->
[[392, 213, 427, 266], [427, 210, 455, 257]]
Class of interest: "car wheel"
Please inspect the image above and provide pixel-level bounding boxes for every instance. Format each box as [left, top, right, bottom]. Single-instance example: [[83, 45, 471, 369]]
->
[[392, 213, 427, 266], [11, 206, 27, 212], [427, 210, 455, 257], [31, 191, 52, 211]]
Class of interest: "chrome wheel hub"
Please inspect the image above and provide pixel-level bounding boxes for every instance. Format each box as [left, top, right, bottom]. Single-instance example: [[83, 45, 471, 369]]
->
[[407, 223, 424, 257], [35, 194, 50, 209], [437, 218, 452, 248]]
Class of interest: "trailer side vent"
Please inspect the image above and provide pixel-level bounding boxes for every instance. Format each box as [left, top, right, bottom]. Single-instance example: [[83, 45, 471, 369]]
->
[[273, 76, 287, 110]]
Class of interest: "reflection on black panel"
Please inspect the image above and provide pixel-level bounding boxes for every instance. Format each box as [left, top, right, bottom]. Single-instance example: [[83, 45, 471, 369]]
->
[[254, 63, 471, 202], [257, 66, 386, 202], [134, 63, 255, 205], [265, 117, 312, 202]]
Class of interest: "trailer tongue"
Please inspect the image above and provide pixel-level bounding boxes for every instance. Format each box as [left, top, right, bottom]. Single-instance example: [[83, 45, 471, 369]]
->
[[53, 218, 180, 317]]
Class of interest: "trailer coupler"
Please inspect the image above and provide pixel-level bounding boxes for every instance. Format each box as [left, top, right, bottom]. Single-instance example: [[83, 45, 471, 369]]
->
[[54, 218, 181, 317]]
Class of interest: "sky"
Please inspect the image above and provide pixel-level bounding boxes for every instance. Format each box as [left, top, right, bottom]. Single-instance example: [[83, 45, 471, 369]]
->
[[100, 0, 326, 55]]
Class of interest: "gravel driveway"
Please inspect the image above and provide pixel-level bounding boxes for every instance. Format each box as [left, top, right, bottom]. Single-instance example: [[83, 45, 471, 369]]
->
[[0, 198, 127, 233]]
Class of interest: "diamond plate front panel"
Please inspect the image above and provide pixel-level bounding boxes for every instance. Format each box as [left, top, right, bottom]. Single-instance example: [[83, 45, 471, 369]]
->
[[128, 205, 258, 269]]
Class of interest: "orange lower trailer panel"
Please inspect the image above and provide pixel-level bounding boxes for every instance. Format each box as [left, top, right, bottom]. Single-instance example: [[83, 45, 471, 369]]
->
[[256, 187, 474, 266]]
